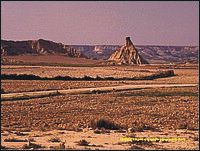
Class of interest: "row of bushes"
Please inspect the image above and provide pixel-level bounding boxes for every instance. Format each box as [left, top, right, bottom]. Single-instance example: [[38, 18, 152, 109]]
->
[[1, 70, 175, 81]]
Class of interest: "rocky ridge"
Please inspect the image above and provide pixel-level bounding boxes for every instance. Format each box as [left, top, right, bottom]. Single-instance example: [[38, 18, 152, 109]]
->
[[1, 39, 83, 58]]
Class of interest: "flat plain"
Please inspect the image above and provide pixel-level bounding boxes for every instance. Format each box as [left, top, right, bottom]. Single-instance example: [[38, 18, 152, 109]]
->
[[1, 63, 199, 150]]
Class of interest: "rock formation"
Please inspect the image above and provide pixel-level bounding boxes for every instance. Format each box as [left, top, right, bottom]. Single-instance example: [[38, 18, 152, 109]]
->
[[108, 37, 148, 65], [1, 39, 84, 58]]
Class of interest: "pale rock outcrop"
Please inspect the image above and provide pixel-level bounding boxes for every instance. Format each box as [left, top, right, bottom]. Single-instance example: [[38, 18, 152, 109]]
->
[[108, 37, 148, 65]]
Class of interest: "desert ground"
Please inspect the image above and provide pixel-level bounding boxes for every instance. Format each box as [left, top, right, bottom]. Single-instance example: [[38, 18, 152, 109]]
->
[[1, 55, 102, 66], [1, 62, 199, 150]]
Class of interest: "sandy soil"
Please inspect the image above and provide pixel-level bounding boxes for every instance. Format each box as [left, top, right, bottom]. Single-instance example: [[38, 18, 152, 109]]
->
[[1, 65, 161, 78], [1, 129, 198, 150], [1, 64, 199, 150], [2, 55, 101, 65], [1, 84, 197, 101]]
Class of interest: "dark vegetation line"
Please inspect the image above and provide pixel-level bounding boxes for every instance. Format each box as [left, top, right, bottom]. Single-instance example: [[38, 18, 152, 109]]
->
[[1, 70, 175, 81]]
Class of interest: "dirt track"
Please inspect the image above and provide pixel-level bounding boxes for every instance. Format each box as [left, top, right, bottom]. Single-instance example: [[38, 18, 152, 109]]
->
[[1, 84, 197, 101]]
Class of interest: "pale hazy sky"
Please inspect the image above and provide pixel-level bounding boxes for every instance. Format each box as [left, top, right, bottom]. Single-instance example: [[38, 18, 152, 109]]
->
[[1, 1, 199, 46]]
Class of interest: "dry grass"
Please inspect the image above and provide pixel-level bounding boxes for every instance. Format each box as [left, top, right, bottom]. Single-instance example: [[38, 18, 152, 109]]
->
[[1, 86, 198, 131]]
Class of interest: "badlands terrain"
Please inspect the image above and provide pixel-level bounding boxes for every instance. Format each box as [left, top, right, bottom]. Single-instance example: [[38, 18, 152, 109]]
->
[[1, 38, 199, 150], [1, 39, 198, 64]]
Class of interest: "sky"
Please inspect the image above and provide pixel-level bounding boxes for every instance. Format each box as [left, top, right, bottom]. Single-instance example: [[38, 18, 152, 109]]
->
[[1, 1, 199, 46]]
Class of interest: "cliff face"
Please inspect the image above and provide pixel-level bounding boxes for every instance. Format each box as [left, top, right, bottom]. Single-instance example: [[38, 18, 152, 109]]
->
[[108, 37, 148, 65], [1, 39, 83, 58]]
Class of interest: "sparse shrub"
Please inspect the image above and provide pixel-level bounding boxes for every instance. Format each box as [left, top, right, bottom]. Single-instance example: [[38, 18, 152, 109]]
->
[[83, 75, 94, 81], [100, 128, 110, 134], [57, 127, 66, 130], [4, 137, 27, 142], [49, 141, 65, 149], [192, 136, 199, 141], [161, 140, 169, 143], [13, 131, 28, 136], [114, 129, 127, 133], [129, 145, 145, 150], [90, 118, 121, 130], [94, 129, 101, 134], [75, 127, 83, 132], [22, 142, 44, 149], [90, 89, 102, 94], [178, 123, 188, 129], [142, 124, 159, 131], [2, 133, 9, 136], [48, 137, 61, 142], [96, 75, 102, 80], [93, 128, 110, 134], [104, 77, 115, 80], [22, 144, 30, 149], [57, 131, 65, 134], [131, 139, 153, 146], [84, 147, 91, 150], [126, 133, 136, 138], [45, 133, 53, 136], [28, 137, 35, 142], [32, 134, 41, 137], [0, 145, 7, 149], [187, 124, 199, 131], [131, 122, 158, 132], [130, 124, 144, 132], [78, 139, 90, 146], [59, 142, 65, 149], [19, 128, 31, 132]]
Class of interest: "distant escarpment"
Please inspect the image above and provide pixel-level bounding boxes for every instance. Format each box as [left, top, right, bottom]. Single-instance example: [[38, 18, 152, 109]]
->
[[71, 45, 198, 64], [1, 39, 84, 58], [108, 37, 148, 65], [1, 38, 198, 64]]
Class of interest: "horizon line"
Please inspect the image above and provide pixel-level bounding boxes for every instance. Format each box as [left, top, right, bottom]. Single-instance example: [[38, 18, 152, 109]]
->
[[1, 38, 199, 47]]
